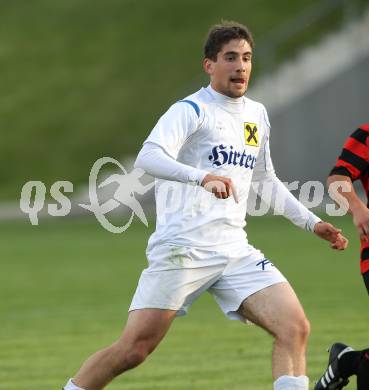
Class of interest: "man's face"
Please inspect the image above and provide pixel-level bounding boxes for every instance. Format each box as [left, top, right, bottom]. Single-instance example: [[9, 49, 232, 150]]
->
[[203, 38, 252, 98]]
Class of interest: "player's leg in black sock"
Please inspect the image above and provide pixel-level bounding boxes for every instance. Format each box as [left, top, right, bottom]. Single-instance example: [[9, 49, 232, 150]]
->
[[356, 348, 369, 390], [338, 347, 369, 390], [338, 350, 361, 377]]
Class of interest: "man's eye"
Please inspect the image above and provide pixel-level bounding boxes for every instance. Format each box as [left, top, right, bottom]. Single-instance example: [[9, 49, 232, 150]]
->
[[226, 56, 235, 61]]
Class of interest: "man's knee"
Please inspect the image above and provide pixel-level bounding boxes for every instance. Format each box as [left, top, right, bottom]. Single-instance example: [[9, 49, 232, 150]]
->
[[110, 340, 153, 375], [296, 316, 310, 341], [107, 309, 175, 376], [276, 314, 310, 346], [122, 342, 149, 370]]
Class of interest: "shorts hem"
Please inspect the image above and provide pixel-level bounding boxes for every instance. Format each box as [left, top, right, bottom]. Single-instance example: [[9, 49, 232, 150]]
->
[[128, 304, 187, 316], [225, 278, 288, 322]]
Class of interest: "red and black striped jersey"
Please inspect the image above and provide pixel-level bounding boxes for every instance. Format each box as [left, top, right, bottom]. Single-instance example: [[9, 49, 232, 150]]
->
[[330, 124, 369, 205]]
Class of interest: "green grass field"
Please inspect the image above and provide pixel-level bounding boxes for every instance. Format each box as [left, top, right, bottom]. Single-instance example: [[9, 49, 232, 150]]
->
[[1, 214, 368, 389]]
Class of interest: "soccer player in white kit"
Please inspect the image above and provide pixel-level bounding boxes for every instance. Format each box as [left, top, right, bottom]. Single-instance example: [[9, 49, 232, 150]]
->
[[63, 21, 348, 390]]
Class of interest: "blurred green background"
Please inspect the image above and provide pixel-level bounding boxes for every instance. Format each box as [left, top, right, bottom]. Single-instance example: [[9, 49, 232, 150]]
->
[[2, 0, 368, 200]]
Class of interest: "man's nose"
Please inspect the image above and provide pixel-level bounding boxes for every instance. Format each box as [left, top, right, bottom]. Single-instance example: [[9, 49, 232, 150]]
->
[[235, 58, 246, 72]]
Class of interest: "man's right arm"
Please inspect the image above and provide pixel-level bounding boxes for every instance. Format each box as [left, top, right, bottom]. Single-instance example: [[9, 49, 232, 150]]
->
[[135, 144, 238, 202], [327, 174, 369, 241], [134, 101, 208, 185], [134, 101, 237, 201], [134, 142, 208, 185]]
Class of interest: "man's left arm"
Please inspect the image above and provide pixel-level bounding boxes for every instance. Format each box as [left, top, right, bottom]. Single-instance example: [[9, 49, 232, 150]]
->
[[252, 116, 348, 250]]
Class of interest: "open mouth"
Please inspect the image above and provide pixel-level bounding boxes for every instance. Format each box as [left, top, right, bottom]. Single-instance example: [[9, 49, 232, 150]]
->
[[230, 78, 246, 85]]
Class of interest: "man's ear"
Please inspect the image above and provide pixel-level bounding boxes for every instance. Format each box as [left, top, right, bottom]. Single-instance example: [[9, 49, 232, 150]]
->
[[203, 58, 214, 75]]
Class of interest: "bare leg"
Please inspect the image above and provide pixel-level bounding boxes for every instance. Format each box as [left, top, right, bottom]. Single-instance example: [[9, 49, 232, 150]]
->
[[237, 282, 310, 379], [73, 309, 177, 390]]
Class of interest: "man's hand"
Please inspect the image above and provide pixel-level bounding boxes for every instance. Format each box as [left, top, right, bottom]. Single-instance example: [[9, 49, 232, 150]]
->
[[313, 221, 348, 250], [201, 174, 239, 203], [351, 204, 369, 243]]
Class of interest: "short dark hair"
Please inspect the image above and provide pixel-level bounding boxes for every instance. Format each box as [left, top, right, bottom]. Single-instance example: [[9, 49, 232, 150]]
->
[[204, 21, 254, 61]]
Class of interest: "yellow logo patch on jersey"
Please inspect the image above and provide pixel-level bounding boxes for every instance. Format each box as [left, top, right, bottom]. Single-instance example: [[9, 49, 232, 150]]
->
[[244, 122, 259, 146]]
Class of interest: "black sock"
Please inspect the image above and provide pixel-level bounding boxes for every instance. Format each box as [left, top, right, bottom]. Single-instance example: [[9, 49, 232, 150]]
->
[[338, 351, 361, 377], [357, 348, 369, 390]]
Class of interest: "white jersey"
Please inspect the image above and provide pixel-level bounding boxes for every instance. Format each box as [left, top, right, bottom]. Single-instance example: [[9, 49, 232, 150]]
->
[[137, 85, 319, 252]]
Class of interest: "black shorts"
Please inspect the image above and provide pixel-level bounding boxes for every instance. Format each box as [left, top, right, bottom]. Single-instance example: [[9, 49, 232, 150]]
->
[[363, 271, 369, 295]]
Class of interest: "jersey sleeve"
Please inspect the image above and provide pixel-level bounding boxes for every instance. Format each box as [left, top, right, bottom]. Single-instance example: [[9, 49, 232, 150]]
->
[[329, 126, 369, 181], [143, 100, 201, 160], [134, 142, 208, 185]]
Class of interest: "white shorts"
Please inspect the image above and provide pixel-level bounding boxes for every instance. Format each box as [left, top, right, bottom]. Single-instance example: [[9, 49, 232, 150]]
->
[[129, 243, 287, 322]]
